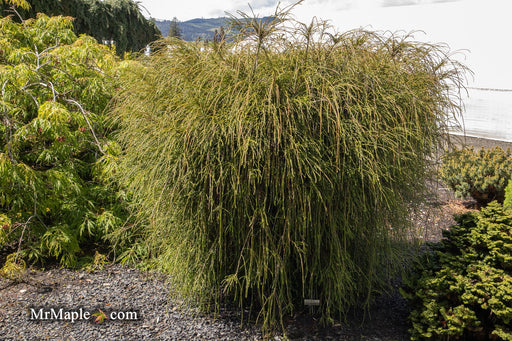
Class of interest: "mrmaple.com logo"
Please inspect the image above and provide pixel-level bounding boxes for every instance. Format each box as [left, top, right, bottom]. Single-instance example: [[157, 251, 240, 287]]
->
[[29, 307, 141, 323]]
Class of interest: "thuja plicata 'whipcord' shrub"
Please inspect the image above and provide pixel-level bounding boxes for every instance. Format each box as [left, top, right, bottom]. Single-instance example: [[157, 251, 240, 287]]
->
[[111, 2, 468, 332]]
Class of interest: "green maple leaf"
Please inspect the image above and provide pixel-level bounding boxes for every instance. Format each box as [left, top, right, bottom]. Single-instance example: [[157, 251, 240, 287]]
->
[[92, 309, 108, 324]]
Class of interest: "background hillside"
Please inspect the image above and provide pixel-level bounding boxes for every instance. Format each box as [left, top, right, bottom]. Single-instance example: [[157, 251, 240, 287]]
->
[[155, 17, 271, 41], [155, 17, 228, 41]]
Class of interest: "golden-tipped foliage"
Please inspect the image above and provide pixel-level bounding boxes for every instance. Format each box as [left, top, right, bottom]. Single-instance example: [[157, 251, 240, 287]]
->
[[112, 8, 467, 331], [441, 146, 512, 206]]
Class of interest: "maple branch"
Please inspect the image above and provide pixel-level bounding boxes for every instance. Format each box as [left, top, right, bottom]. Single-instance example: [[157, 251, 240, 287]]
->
[[64, 99, 106, 155], [1, 80, 15, 162]]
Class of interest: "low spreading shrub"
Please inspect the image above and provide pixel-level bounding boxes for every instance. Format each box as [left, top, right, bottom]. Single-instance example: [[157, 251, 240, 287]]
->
[[401, 202, 512, 340], [440, 146, 512, 206]]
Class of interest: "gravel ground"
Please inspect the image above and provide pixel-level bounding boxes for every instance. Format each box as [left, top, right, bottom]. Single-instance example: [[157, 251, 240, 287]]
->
[[0, 266, 263, 340], [1, 135, 510, 341], [449, 134, 512, 151], [0, 193, 452, 341], [0, 263, 413, 341]]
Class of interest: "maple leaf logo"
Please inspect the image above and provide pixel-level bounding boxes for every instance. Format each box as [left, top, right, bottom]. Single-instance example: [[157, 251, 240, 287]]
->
[[92, 309, 108, 324]]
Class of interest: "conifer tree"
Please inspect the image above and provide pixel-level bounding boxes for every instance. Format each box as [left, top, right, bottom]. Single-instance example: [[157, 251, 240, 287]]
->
[[168, 16, 181, 38]]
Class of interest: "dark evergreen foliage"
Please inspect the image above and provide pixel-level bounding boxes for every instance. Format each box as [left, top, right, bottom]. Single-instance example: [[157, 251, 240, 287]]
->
[[401, 203, 512, 340], [0, 0, 160, 55]]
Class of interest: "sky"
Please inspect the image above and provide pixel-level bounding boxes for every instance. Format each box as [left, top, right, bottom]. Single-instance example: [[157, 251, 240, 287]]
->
[[136, 0, 512, 89]]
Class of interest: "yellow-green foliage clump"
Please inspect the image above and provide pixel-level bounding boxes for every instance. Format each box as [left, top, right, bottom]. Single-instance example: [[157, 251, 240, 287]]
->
[[0, 253, 26, 280], [112, 6, 467, 331], [0, 12, 130, 267], [440, 146, 512, 206]]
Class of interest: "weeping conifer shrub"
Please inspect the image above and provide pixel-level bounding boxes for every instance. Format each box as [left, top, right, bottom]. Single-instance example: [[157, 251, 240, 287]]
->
[[112, 5, 467, 331]]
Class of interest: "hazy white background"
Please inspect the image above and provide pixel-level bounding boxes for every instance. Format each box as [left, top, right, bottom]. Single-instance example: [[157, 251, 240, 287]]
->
[[138, 0, 512, 141]]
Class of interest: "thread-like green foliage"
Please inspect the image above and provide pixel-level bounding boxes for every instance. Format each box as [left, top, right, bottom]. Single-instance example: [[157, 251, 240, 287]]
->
[[112, 7, 467, 331], [0, 14, 130, 267], [401, 202, 512, 340], [440, 146, 512, 206]]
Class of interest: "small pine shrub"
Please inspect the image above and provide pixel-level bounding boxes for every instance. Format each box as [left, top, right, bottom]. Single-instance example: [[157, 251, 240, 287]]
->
[[401, 202, 512, 340], [440, 146, 512, 206]]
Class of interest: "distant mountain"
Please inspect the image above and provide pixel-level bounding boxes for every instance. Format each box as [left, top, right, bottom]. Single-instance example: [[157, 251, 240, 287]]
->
[[155, 17, 271, 41], [155, 17, 228, 41]]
